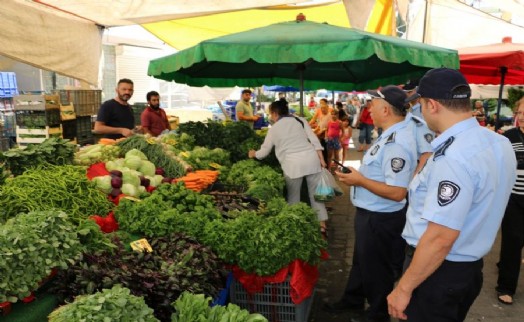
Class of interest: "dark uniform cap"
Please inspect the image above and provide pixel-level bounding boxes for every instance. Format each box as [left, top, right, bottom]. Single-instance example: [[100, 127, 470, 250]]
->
[[367, 85, 408, 111], [402, 79, 419, 91], [406, 68, 471, 103]]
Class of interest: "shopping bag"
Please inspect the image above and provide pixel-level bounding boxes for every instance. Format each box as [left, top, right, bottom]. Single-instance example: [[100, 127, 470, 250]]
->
[[314, 168, 336, 202], [326, 170, 344, 196]]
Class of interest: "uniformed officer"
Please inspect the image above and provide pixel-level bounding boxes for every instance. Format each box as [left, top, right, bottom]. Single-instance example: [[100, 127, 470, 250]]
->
[[387, 68, 517, 321], [403, 79, 423, 120], [324, 85, 417, 322]]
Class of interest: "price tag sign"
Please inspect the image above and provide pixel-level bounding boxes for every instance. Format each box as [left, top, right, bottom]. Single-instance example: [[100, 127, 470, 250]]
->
[[130, 238, 153, 253]]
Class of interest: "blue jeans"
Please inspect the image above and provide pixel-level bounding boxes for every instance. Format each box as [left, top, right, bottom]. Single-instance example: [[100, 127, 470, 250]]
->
[[358, 123, 374, 144]]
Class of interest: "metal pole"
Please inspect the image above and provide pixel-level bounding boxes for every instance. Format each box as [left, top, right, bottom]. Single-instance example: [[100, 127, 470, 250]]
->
[[495, 66, 507, 132]]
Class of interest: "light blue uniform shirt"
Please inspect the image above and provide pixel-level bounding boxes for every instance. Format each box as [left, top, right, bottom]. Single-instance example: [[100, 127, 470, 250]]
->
[[402, 118, 517, 261], [411, 102, 423, 120], [404, 112, 434, 159], [351, 121, 417, 212]]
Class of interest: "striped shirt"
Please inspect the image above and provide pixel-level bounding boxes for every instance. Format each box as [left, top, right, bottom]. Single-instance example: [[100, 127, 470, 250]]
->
[[503, 127, 524, 195]]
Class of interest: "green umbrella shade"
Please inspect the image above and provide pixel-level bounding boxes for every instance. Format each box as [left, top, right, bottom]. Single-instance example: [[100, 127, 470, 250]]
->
[[148, 20, 459, 91]]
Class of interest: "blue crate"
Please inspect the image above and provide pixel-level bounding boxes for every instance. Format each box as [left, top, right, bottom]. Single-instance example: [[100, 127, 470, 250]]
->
[[0, 72, 18, 98], [211, 272, 233, 307]]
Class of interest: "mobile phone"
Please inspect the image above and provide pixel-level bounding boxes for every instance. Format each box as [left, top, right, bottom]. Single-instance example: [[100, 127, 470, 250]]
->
[[332, 159, 351, 173]]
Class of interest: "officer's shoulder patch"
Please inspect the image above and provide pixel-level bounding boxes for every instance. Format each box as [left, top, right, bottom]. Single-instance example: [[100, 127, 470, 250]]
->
[[424, 133, 434, 143], [370, 144, 380, 156], [385, 132, 396, 144], [433, 137, 454, 160], [437, 180, 460, 206], [391, 158, 405, 173]]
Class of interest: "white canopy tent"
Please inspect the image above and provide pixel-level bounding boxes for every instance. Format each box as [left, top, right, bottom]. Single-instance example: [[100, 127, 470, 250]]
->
[[0, 0, 313, 86]]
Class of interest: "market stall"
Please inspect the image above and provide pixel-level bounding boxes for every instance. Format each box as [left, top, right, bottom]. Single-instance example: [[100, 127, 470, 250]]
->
[[0, 120, 327, 322]]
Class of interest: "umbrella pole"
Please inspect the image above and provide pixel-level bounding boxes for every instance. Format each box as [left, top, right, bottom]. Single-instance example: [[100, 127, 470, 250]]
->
[[495, 66, 507, 132], [299, 66, 304, 116]]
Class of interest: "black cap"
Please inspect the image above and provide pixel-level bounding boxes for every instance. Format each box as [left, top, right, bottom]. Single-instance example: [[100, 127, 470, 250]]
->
[[406, 68, 471, 103], [402, 79, 419, 91], [367, 85, 407, 111]]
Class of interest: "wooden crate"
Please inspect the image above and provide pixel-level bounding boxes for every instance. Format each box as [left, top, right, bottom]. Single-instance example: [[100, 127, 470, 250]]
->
[[14, 94, 60, 111], [16, 125, 62, 145]]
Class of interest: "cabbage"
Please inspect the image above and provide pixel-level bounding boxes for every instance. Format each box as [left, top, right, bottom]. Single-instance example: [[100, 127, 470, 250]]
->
[[105, 160, 118, 172], [125, 149, 147, 161], [122, 170, 141, 187], [114, 158, 125, 168], [149, 174, 164, 187], [121, 183, 139, 197], [138, 160, 156, 177], [92, 175, 112, 194], [124, 156, 142, 170]]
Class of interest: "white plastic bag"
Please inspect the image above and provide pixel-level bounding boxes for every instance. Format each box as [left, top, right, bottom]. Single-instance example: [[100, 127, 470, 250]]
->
[[314, 168, 338, 202]]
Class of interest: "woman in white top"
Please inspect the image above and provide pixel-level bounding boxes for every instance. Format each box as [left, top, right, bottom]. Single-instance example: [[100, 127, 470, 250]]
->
[[248, 99, 329, 235]]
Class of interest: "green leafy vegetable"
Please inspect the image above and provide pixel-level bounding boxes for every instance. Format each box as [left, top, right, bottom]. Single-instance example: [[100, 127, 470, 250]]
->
[[48, 285, 159, 322]]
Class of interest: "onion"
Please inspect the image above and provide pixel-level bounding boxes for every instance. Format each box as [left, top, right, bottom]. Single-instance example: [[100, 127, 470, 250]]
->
[[111, 176, 123, 189], [110, 170, 123, 178], [110, 188, 122, 199]]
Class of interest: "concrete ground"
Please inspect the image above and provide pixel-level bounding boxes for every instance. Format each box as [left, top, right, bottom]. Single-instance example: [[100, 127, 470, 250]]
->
[[308, 138, 524, 322]]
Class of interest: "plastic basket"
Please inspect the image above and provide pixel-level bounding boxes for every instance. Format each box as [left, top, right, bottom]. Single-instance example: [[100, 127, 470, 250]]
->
[[230, 277, 314, 322], [61, 120, 76, 140]]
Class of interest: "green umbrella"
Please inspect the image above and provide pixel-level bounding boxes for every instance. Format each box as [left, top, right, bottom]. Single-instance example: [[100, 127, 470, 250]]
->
[[148, 18, 458, 114]]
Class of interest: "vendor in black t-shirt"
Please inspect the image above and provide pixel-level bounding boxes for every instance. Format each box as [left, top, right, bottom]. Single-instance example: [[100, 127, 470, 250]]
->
[[94, 78, 137, 139]]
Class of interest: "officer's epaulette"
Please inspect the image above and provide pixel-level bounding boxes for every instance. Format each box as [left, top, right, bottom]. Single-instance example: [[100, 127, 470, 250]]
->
[[433, 136, 454, 160], [385, 132, 396, 144], [411, 116, 423, 126]]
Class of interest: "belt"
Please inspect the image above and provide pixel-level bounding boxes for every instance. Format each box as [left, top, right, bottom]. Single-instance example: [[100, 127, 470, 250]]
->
[[405, 244, 416, 257]]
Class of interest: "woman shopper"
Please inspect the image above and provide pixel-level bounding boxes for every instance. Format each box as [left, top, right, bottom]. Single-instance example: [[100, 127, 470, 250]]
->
[[248, 98, 329, 236], [496, 98, 524, 305]]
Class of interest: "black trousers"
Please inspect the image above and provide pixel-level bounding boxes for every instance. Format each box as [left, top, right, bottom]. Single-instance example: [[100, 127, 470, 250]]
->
[[341, 206, 407, 320], [496, 193, 524, 295], [403, 249, 483, 321]]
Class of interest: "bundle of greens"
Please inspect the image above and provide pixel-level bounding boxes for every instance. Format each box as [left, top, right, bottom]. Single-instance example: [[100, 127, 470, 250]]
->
[[177, 121, 256, 163], [225, 160, 284, 202], [51, 234, 225, 322], [171, 292, 267, 322], [115, 183, 221, 239], [0, 164, 113, 224], [179, 146, 231, 170], [0, 138, 75, 176], [48, 285, 159, 322], [202, 202, 327, 276], [0, 211, 83, 303]]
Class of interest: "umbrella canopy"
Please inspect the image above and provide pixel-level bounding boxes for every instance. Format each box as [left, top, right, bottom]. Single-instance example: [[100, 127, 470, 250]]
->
[[459, 37, 524, 130], [459, 37, 524, 85], [148, 18, 458, 113]]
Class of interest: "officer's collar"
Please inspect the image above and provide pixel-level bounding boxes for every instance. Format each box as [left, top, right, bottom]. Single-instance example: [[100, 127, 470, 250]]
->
[[431, 117, 478, 150]]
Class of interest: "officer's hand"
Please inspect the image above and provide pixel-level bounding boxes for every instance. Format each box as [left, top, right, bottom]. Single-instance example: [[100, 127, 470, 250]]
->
[[121, 128, 134, 137], [334, 167, 361, 186], [387, 286, 410, 320]]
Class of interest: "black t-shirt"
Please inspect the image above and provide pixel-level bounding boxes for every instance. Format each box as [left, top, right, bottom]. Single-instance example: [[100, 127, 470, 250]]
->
[[96, 99, 134, 139]]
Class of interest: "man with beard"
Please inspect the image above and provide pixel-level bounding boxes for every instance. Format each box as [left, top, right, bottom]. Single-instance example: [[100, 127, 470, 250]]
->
[[94, 78, 136, 139], [235, 89, 259, 128], [141, 91, 170, 136]]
